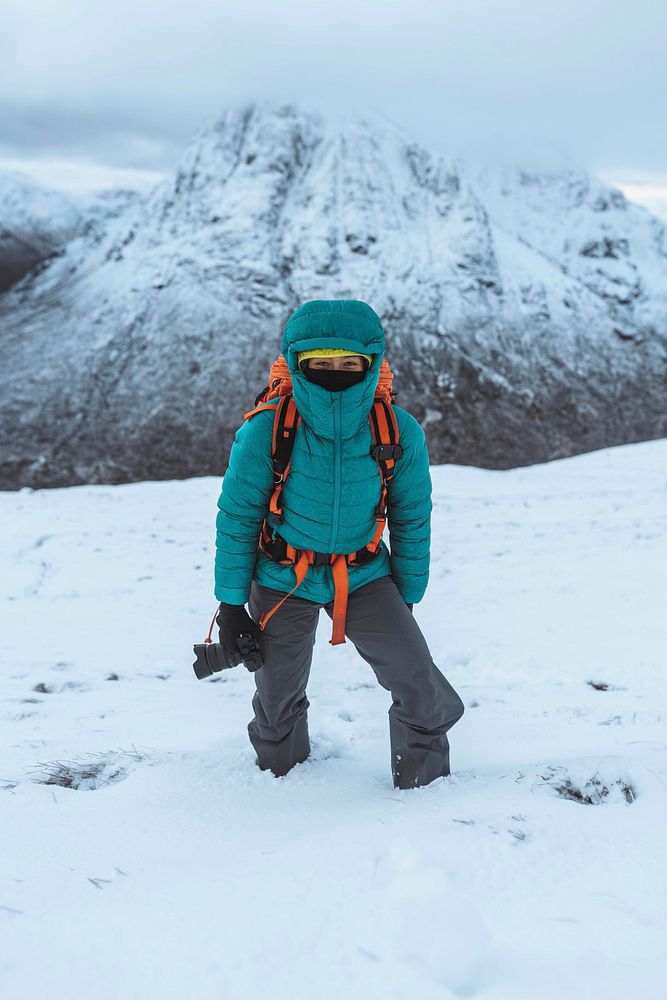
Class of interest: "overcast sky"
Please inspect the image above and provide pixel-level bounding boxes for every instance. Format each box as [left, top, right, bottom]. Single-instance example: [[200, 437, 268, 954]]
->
[[1, 0, 666, 190]]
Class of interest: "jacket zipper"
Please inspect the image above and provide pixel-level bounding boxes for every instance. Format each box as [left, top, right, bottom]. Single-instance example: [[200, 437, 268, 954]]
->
[[329, 395, 342, 552]]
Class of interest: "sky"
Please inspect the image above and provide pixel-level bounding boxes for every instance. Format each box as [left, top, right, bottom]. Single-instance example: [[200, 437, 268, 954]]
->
[[1, 0, 666, 204]]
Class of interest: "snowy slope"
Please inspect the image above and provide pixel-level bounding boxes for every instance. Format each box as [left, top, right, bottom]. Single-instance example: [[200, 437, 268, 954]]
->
[[1, 101, 666, 490], [471, 157, 667, 337], [1, 439, 666, 999], [0, 170, 84, 291], [0, 168, 143, 294]]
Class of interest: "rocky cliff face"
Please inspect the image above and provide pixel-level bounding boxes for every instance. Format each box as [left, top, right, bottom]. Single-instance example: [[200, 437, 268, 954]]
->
[[1, 101, 666, 489]]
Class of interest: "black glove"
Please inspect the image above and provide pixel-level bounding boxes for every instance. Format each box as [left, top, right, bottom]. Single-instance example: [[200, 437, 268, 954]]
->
[[216, 603, 262, 652]]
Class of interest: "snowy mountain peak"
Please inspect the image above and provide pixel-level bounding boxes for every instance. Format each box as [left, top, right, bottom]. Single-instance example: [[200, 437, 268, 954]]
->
[[0, 100, 666, 489]]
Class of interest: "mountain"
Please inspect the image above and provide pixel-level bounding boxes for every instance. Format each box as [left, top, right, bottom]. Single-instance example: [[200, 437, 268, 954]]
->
[[1, 101, 666, 489], [0, 169, 143, 294], [0, 170, 84, 292]]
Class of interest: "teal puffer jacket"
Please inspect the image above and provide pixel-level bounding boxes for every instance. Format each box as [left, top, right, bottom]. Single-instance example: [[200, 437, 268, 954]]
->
[[214, 300, 432, 606]]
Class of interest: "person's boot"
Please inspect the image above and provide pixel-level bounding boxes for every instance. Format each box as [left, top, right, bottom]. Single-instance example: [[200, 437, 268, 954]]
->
[[248, 712, 310, 777]]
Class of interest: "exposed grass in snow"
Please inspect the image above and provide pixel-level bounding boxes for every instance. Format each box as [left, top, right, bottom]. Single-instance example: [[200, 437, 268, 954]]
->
[[26, 747, 150, 791], [536, 765, 637, 806]]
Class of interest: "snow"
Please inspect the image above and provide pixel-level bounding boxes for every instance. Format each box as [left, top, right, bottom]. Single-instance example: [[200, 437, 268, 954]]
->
[[0, 169, 84, 292], [1, 438, 667, 999], [0, 168, 82, 242], [595, 168, 667, 226], [0, 157, 167, 196], [0, 167, 143, 295]]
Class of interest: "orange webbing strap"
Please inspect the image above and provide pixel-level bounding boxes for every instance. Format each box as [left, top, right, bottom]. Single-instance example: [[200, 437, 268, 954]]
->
[[257, 548, 355, 646], [329, 554, 349, 646], [373, 399, 391, 444], [243, 402, 279, 420], [205, 605, 220, 644], [375, 359, 395, 405], [268, 396, 300, 519], [244, 397, 300, 521], [367, 399, 401, 552], [370, 399, 401, 462], [258, 550, 310, 632], [367, 512, 386, 552]]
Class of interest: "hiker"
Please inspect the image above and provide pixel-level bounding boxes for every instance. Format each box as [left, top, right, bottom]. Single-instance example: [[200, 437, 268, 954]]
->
[[214, 299, 464, 788]]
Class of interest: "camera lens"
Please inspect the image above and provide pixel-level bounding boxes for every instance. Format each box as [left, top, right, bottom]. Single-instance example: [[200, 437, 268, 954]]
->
[[192, 640, 241, 679], [193, 643, 212, 679]]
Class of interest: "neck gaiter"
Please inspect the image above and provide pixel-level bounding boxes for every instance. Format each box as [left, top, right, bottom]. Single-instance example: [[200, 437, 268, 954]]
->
[[303, 369, 366, 392]]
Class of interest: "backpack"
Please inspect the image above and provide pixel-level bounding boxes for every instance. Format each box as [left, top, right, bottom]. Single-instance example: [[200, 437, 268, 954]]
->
[[240, 355, 403, 645]]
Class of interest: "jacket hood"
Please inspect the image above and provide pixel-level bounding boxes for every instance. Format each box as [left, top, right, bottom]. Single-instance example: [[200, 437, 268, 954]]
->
[[281, 300, 386, 440]]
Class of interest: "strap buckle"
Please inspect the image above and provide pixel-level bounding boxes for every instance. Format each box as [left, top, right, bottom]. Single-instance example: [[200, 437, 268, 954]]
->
[[309, 550, 332, 567], [370, 443, 403, 461], [349, 546, 381, 566]]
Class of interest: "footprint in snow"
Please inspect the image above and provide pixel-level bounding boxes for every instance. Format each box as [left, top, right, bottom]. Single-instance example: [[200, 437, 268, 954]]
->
[[32, 680, 90, 694]]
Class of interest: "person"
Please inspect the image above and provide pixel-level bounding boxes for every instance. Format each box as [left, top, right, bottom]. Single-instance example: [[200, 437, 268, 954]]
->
[[214, 299, 464, 788]]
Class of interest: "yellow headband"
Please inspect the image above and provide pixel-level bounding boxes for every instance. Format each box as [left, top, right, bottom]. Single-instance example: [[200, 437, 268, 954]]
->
[[297, 348, 373, 368]]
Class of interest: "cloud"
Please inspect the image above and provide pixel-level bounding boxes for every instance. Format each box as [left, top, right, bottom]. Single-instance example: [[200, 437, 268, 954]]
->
[[0, 99, 183, 168], [1, 0, 666, 173]]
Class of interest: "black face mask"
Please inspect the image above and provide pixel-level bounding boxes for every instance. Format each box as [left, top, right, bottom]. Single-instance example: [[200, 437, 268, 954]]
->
[[302, 368, 366, 392]]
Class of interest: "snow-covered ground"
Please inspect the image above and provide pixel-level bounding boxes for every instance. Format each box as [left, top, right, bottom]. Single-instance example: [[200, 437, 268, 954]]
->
[[1, 439, 666, 1000]]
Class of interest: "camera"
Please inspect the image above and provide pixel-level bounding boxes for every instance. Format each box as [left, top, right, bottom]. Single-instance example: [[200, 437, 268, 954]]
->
[[192, 633, 263, 679]]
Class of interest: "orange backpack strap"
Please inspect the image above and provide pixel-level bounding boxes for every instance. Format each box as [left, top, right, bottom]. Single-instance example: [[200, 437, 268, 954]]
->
[[268, 395, 301, 522], [243, 402, 279, 420], [257, 550, 350, 646], [367, 400, 403, 551], [243, 394, 301, 523]]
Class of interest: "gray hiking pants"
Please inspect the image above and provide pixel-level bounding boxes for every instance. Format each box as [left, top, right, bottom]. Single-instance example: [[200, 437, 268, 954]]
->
[[247, 574, 465, 788]]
